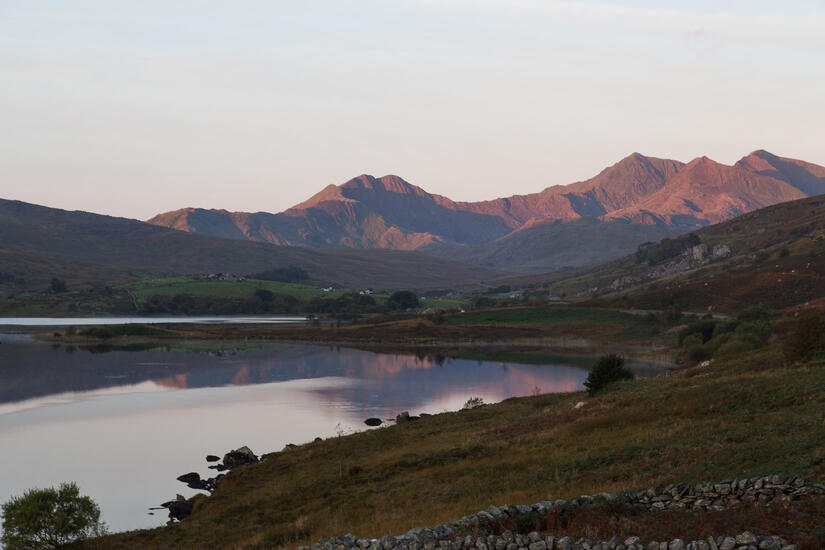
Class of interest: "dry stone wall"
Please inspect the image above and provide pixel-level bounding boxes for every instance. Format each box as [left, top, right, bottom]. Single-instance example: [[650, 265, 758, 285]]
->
[[298, 476, 824, 550]]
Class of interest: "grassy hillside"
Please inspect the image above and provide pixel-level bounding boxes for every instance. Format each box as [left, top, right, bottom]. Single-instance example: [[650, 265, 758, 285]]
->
[[501, 195, 825, 313], [119, 277, 346, 302], [0, 199, 503, 295], [83, 339, 825, 550], [425, 217, 691, 273]]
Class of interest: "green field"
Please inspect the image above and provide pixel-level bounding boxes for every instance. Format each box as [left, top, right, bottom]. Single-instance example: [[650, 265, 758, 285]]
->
[[446, 306, 639, 325], [419, 297, 467, 310], [117, 277, 468, 310], [118, 277, 345, 302]]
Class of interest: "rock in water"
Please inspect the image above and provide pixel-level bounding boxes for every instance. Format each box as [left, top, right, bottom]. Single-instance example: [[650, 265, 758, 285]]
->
[[222, 446, 258, 469], [176, 472, 200, 484], [205, 455, 220, 462], [364, 417, 383, 426], [161, 498, 194, 522]]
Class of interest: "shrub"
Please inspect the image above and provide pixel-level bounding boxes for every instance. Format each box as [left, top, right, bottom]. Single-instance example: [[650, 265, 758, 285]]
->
[[462, 396, 485, 410], [1, 482, 106, 550], [50, 278, 68, 294], [680, 317, 769, 362], [387, 290, 419, 310], [677, 319, 717, 346], [715, 338, 751, 356], [737, 306, 771, 323], [472, 296, 497, 309], [583, 354, 634, 396]]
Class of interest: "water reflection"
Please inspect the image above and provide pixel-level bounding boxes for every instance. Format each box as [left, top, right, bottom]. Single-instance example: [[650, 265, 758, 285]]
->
[[0, 334, 587, 533]]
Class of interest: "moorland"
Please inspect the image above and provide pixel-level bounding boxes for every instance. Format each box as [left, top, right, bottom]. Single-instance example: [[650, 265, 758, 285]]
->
[[3, 151, 825, 549]]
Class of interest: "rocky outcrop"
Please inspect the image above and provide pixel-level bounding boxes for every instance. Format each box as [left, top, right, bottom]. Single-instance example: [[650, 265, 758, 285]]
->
[[216, 445, 258, 471], [296, 476, 823, 550], [609, 241, 733, 292], [160, 446, 259, 522]]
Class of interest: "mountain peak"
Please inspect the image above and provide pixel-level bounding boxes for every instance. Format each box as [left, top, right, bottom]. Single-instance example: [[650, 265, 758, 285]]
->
[[626, 151, 647, 161], [146, 149, 825, 270]]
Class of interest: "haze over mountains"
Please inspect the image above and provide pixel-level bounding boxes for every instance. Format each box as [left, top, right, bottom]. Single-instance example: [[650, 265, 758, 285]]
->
[[149, 150, 825, 272]]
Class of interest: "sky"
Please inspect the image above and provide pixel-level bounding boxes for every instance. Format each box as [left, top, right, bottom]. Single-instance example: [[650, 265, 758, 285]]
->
[[1, 1, 824, 220]]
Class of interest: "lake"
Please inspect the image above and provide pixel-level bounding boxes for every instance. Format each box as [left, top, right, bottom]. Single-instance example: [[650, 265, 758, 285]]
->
[[0, 316, 308, 326], [0, 333, 588, 532]]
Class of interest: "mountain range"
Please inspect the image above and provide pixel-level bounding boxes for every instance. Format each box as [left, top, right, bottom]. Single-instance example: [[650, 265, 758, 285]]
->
[[2, 149, 824, 294], [148, 150, 825, 272]]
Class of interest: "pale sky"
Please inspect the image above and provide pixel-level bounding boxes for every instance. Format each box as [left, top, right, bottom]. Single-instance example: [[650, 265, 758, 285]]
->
[[1, 1, 824, 220]]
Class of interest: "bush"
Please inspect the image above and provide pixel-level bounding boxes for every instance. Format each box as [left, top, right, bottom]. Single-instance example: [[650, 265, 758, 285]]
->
[[387, 290, 419, 310], [462, 396, 485, 410], [472, 296, 497, 309], [679, 317, 769, 362], [736, 306, 771, 323], [1, 482, 106, 549], [50, 278, 68, 294], [583, 354, 634, 396]]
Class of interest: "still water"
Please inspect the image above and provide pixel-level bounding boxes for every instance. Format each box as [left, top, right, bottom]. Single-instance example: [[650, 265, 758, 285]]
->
[[0, 334, 587, 532], [0, 316, 307, 326]]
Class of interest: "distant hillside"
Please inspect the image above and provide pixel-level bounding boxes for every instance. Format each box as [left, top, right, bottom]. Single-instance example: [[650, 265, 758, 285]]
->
[[423, 217, 692, 273], [0, 199, 502, 292], [527, 194, 825, 313], [148, 150, 825, 272]]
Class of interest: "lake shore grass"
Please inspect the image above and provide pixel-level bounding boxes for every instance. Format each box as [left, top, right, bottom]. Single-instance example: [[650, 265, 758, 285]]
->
[[78, 339, 825, 550], [36, 305, 677, 348]]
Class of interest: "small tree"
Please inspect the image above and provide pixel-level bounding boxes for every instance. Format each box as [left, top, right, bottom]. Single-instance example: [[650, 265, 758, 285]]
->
[[387, 290, 419, 310], [583, 354, 634, 396], [462, 396, 485, 410], [1, 482, 106, 550], [50, 278, 68, 294]]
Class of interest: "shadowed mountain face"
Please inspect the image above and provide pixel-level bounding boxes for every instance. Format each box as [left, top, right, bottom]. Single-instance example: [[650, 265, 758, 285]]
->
[[0, 199, 502, 289], [530, 193, 825, 313], [148, 151, 825, 272]]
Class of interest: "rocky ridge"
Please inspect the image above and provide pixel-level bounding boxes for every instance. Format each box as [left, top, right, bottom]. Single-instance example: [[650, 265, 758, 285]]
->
[[146, 151, 825, 274], [296, 476, 823, 550], [608, 242, 732, 293]]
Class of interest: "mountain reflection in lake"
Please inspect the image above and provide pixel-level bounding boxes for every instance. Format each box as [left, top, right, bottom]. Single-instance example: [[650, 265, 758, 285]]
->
[[0, 334, 586, 532]]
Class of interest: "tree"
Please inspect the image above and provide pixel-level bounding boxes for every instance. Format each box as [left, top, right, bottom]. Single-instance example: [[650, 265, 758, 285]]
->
[[462, 396, 485, 410], [583, 354, 634, 396], [387, 290, 419, 310], [50, 278, 68, 294], [254, 288, 275, 303], [1, 482, 106, 550]]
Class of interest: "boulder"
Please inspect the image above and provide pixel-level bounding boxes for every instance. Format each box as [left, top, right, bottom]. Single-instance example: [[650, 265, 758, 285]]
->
[[735, 533, 757, 546], [160, 497, 194, 521], [365, 418, 383, 427], [205, 455, 220, 462], [176, 472, 200, 484], [222, 446, 258, 469]]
